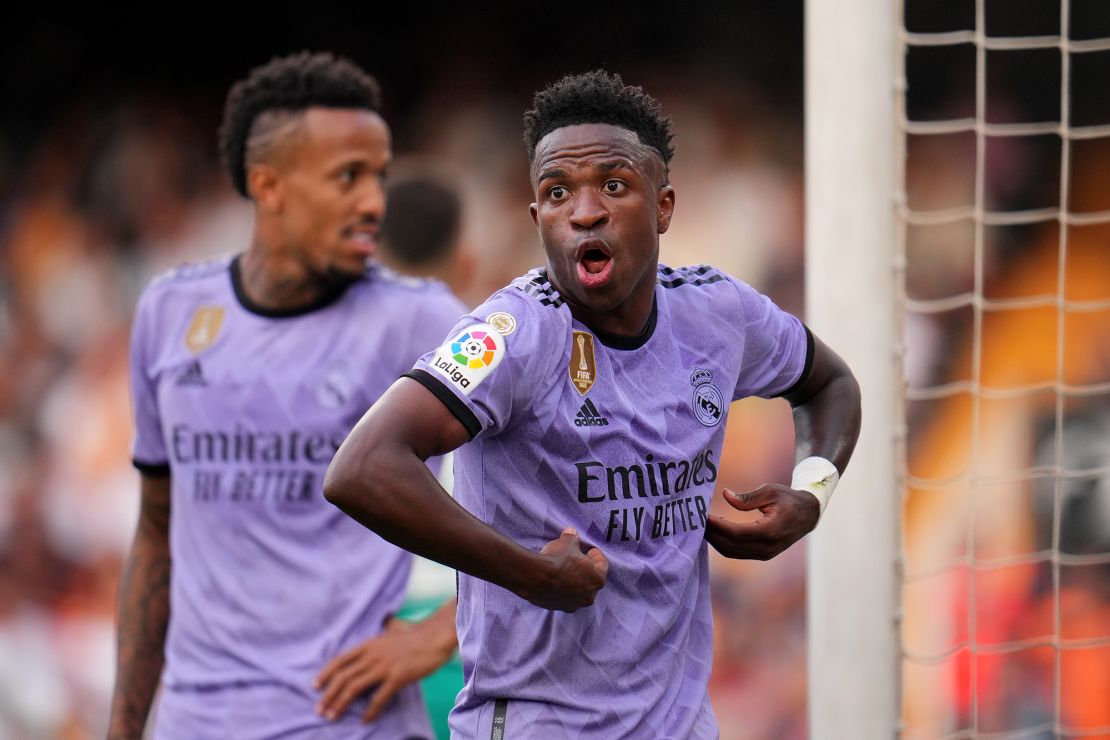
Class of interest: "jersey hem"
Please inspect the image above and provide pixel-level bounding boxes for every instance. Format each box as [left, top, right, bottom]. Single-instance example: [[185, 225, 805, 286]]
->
[[404, 370, 482, 438], [773, 323, 816, 399]]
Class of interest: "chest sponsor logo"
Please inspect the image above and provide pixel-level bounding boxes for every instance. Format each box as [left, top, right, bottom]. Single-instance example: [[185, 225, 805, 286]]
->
[[574, 398, 609, 427], [172, 424, 346, 506], [185, 306, 224, 354], [574, 449, 718, 543], [569, 331, 597, 395], [430, 322, 506, 396], [690, 368, 723, 427], [486, 311, 517, 336]]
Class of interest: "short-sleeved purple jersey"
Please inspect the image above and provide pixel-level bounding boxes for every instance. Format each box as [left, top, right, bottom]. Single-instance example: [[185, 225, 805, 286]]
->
[[129, 255, 464, 739], [407, 264, 811, 739]]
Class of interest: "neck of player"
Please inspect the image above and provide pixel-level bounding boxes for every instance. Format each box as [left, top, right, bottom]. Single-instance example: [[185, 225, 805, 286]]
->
[[564, 277, 656, 339], [238, 246, 345, 312]]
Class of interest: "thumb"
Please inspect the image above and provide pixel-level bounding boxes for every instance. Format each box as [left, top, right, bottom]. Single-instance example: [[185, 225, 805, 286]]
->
[[723, 488, 771, 512], [560, 526, 580, 545]]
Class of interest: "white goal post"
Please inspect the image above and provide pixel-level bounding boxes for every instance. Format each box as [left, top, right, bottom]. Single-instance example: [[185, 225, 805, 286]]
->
[[805, 0, 902, 737]]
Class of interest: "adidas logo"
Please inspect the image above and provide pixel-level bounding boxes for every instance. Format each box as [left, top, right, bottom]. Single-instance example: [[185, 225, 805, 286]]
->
[[574, 398, 609, 427], [176, 360, 207, 387]]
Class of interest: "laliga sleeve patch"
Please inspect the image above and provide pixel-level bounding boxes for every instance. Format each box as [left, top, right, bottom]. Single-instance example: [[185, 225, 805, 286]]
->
[[430, 323, 507, 395]]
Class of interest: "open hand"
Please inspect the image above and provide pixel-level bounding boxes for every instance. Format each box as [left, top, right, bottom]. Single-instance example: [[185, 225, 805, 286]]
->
[[705, 485, 820, 561], [314, 613, 455, 724], [525, 527, 608, 612]]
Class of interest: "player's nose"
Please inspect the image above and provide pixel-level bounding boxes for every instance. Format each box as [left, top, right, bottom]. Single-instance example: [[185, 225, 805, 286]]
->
[[569, 191, 608, 230], [355, 177, 385, 221]]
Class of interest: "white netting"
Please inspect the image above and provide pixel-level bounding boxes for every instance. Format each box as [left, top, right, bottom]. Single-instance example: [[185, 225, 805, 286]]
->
[[899, 1, 1110, 737]]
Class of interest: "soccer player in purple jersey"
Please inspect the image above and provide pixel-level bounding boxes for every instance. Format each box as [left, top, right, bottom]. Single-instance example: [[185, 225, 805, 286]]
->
[[108, 53, 465, 740], [325, 71, 862, 738]]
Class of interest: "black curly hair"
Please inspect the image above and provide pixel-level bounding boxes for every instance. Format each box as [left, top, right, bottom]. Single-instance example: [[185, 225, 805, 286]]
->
[[522, 70, 675, 175], [218, 51, 383, 197], [381, 174, 462, 267]]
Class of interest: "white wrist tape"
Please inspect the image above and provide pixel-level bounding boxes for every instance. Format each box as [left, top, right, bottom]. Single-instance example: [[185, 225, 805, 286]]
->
[[791, 456, 840, 515]]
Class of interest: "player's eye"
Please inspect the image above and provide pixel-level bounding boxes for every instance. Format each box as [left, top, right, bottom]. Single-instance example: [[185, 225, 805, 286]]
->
[[548, 185, 569, 200], [603, 180, 626, 194], [338, 166, 359, 185]]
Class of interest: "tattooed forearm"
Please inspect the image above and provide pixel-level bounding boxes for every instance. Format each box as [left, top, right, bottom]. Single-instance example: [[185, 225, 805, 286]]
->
[[108, 476, 172, 740]]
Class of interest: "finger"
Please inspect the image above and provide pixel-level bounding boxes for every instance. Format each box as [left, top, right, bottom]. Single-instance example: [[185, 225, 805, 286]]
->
[[361, 678, 400, 724], [585, 547, 609, 579], [722, 488, 775, 512], [705, 527, 770, 560], [706, 514, 775, 542], [322, 666, 387, 721], [315, 646, 364, 690], [318, 662, 382, 718]]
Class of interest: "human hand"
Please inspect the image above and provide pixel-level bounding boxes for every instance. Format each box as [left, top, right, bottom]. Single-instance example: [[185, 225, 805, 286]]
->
[[705, 485, 820, 561], [524, 527, 608, 612], [314, 613, 455, 724]]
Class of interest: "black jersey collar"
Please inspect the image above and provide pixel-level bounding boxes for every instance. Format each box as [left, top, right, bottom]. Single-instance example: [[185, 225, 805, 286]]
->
[[585, 295, 658, 351], [230, 254, 352, 318]]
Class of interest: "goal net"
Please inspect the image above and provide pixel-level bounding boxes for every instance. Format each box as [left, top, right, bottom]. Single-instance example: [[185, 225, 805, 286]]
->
[[807, 1, 1110, 737]]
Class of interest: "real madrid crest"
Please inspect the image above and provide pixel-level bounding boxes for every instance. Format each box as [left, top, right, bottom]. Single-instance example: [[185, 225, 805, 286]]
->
[[185, 306, 225, 354], [690, 368, 723, 426], [569, 331, 597, 395]]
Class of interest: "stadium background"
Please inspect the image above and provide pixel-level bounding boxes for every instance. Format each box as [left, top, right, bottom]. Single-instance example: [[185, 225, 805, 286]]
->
[[2, 2, 1109, 738]]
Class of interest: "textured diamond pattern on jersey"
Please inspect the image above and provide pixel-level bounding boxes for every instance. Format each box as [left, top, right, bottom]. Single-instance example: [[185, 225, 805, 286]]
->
[[412, 264, 810, 739], [129, 257, 464, 737]]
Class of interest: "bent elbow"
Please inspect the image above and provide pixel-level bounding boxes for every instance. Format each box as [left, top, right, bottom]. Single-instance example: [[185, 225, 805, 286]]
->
[[323, 449, 366, 512]]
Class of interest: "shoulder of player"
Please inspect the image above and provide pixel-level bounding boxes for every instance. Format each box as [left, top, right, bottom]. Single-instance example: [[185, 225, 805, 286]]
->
[[509, 267, 571, 312], [136, 254, 235, 315], [438, 277, 569, 372], [361, 262, 448, 296], [656, 263, 734, 292], [657, 263, 760, 307], [481, 272, 571, 339], [352, 263, 465, 314]]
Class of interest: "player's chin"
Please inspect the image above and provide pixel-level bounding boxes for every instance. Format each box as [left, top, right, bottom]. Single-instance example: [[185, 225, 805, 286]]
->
[[325, 258, 368, 284]]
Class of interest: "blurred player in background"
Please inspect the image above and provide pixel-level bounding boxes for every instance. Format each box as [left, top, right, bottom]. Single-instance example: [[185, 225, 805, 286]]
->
[[378, 162, 474, 297], [324, 70, 862, 737], [108, 52, 463, 739], [377, 162, 472, 739]]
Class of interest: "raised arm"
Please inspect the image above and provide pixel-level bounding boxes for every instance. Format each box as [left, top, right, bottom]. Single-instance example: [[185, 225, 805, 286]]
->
[[323, 377, 607, 612], [706, 332, 861, 560], [108, 474, 172, 740]]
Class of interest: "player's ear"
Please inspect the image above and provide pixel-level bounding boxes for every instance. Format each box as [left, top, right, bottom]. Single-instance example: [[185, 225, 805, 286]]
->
[[657, 185, 675, 234], [248, 163, 283, 213], [529, 202, 540, 228]]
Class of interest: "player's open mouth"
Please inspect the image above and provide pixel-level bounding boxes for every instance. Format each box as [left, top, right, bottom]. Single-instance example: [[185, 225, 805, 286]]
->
[[576, 239, 614, 289], [345, 227, 379, 255]]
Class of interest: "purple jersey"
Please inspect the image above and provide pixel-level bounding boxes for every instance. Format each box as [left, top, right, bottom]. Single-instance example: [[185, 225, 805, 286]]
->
[[407, 265, 811, 739], [129, 255, 464, 739]]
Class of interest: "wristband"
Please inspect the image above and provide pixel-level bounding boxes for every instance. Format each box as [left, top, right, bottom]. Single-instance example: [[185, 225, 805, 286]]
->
[[791, 456, 840, 515]]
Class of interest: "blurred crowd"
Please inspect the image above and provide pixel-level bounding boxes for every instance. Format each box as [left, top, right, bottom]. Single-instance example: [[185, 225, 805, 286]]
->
[[5, 5, 1109, 737], [0, 75, 809, 739]]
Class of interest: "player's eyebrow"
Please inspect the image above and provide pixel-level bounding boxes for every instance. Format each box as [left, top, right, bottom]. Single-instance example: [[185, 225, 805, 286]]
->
[[598, 160, 632, 172], [537, 167, 568, 184]]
